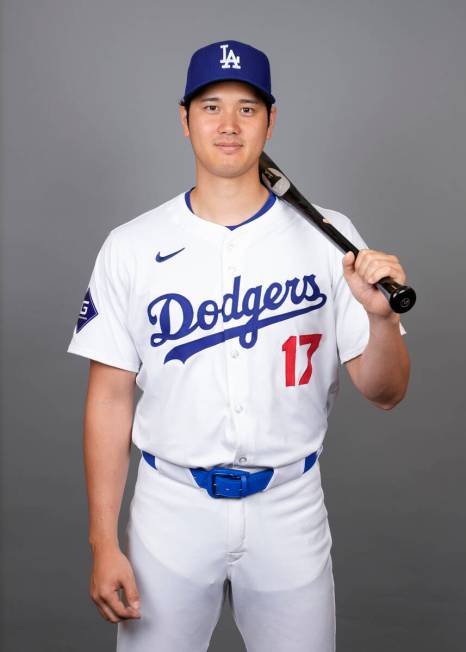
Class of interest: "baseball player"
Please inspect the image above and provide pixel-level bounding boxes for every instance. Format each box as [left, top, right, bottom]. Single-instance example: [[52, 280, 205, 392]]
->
[[67, 40, 410, 652]]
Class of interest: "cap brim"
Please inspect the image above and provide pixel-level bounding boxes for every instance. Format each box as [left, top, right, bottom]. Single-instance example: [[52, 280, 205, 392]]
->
[[182, 77, 275, 104]]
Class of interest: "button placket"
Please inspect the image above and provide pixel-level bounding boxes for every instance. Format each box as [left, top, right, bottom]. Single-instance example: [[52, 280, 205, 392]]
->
[[228, 339, 250, 462], [222, 234, 249, 459]]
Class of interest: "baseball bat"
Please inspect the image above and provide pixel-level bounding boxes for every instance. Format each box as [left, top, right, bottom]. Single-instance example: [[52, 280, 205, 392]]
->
[[258, 150, 416, 314]]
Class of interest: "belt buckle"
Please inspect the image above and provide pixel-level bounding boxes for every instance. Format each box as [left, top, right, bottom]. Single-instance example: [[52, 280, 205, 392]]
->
[[206, 468, 250, 499]]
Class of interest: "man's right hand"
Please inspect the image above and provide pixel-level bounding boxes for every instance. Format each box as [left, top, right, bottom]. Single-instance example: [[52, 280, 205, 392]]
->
[[89, 545, 141, 623]]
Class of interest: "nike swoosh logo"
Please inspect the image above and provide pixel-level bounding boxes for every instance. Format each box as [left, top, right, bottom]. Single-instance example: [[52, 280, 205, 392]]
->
[[155, 247, 185, 262]]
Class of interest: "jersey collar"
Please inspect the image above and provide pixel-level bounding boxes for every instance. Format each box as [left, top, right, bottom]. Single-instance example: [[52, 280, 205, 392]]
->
[[172, 188, 285, 243], [184, 187, 276, 231]]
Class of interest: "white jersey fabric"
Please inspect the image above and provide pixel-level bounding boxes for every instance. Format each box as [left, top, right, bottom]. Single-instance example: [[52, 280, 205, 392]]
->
[[67, 189, 406, 469]]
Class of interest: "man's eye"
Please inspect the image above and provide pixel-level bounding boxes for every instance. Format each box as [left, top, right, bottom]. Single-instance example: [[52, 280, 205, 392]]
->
[[203, 105, 255, 114]]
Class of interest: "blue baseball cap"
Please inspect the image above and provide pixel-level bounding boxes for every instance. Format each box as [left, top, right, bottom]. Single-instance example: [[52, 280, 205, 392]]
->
[[182, 40, 276, 105]]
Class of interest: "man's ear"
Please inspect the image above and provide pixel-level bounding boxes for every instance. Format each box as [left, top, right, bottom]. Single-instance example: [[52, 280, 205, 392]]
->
[[266, 105, 277, 141], [179, 105, 190, 137]]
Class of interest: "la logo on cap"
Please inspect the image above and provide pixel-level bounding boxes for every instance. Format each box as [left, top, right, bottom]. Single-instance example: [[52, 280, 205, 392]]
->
[[219, 43, 241, 69]]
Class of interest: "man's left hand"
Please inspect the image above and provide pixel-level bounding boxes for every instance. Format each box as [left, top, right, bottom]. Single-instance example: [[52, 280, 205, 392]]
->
[[342, 249, 407, 318]]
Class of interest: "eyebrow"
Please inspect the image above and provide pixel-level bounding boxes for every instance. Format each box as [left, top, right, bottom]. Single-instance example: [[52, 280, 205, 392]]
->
[[199, 96, 259, 104]]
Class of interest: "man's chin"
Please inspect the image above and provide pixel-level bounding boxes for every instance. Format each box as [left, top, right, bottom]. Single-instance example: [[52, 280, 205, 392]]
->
[[208, 157, 261, 179], [208, 163, 248, 179]]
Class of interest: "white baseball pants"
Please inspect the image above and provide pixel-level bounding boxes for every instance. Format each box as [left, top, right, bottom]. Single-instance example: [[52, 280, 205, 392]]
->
[[116, 454, 336, 652]]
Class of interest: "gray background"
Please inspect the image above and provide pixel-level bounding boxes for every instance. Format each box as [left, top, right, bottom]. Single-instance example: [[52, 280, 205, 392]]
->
[[1, 0, 465, 650]]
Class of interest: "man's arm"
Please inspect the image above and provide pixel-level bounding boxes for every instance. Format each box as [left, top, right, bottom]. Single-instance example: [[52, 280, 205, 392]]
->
[[345, 312, 410, 409], [85, 359, 135, 550], [84, 359, 141, 623], [341, 248, 411, 410]]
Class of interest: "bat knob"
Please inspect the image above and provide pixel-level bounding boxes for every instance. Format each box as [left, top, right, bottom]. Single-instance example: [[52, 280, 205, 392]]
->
[[389, 286, 417, 313], [376, 277, 417, 313]]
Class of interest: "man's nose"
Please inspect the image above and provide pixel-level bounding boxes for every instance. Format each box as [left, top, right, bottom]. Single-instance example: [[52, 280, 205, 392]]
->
[[218, 108, 240, 133]]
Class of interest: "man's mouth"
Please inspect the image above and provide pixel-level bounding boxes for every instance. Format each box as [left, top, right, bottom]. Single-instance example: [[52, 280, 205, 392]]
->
[[215, 143, 243, 153]]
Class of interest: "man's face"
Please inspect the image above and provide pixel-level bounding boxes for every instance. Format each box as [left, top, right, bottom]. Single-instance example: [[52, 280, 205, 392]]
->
[[179, 80, 277, 180]]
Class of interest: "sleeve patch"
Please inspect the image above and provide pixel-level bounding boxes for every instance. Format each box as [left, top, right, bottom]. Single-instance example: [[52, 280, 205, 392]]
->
[[76, 288, 98, 333]]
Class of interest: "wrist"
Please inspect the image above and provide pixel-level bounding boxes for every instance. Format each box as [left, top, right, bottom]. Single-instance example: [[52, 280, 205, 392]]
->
[[89, 537, 120, 555], [367, 310, 401, 327]]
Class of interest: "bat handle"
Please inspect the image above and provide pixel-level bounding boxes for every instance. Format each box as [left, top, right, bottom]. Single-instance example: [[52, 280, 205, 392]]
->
[[344, 245, 417, 313], [375, 277, 417, 313]]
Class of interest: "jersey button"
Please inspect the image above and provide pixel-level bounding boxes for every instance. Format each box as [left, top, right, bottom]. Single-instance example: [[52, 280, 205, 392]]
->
[[234, 404, 243, 413], [239, 456, 247, 464], [230, 348, 239, 358], [227, 265, 236, 273]]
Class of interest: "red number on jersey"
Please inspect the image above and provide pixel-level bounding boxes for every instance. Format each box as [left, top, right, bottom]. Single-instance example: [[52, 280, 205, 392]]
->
[[281, 334, 322, 387]]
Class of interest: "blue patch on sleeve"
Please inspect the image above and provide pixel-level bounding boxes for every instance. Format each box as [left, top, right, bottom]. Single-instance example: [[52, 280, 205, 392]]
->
[[76, 288, 98, 333]]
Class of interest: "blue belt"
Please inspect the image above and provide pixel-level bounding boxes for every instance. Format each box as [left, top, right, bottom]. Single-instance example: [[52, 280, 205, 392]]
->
[[142, 450, 320, 499]]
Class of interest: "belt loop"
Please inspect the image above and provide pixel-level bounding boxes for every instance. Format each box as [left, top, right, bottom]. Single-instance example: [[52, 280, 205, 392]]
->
[[142, 450, 157, 469]]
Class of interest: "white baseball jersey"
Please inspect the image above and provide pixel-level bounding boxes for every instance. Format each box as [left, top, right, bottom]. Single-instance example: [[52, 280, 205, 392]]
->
[[67, 189, 406, 469]]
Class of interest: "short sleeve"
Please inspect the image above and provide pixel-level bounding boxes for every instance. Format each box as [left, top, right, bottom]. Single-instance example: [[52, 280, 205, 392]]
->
[[328, 211, 407, 365], [67, 230, 141, 372]]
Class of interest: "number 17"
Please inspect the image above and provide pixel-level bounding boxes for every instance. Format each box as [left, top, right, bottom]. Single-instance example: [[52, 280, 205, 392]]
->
[[282, 334, 322, 387]]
